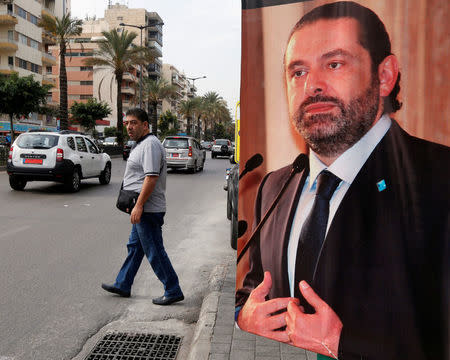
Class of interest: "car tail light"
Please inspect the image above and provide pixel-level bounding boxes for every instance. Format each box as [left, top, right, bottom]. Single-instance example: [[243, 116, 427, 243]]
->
[[8, 146, 13, 160], [188, 146, 192, 157], [56, 148, 64, 162]]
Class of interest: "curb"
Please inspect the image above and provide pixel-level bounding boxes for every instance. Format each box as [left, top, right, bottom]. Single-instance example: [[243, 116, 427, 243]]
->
[[187, 258, 231, 360]]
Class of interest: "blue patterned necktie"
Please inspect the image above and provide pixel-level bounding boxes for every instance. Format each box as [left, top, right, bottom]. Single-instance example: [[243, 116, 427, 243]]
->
[[294, 170, 341, 312]]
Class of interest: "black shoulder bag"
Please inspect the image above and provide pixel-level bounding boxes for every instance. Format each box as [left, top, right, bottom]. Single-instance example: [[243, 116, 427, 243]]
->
[[116, 182, 139, 214]]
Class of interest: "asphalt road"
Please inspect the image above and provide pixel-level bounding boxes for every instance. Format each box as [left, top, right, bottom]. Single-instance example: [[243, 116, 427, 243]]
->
[[0, 154, 235, 360]]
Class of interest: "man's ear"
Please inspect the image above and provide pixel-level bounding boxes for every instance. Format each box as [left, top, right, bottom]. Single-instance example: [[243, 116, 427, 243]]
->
[[378, 55, 399, 97]]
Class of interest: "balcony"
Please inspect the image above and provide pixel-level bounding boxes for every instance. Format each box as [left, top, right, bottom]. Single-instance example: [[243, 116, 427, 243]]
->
[[42, 31, 57, 45], [42, 74, 56, 86], [123, 72, 136, 81], [121, 86, 135, 95], [41, 6, 55, 19], [0, 38, 18, 53], [42, 52, 57, 66], [0, 10, 18, 25], [147, 41, 162, 57]]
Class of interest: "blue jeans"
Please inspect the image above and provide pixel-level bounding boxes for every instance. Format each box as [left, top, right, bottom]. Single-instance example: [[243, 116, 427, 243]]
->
[[114, 212, 183, 297]]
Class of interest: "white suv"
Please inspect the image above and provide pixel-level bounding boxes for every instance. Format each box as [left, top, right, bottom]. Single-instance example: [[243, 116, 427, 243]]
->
[[7, 131, 111, 192]]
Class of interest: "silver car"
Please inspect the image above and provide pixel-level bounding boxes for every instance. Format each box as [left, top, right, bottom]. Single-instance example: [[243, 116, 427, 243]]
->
[[163, 136, 206, 173]]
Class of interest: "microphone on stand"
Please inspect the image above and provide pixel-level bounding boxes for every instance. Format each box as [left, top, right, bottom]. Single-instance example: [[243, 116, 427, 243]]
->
[[239, 153, 264, 180], [237, 153, 308, 264]]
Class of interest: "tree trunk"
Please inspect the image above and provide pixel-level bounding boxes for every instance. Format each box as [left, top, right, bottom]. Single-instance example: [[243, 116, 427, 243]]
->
[[9, 113, 15, 144], [116, 72, 124, 146], [196, 115, 201, 140], [151, 102, 158, 136], [59, 42, 68, 130], [186, 116, 191, 136]]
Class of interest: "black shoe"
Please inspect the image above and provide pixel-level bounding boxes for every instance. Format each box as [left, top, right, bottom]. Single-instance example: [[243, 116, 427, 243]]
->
[[152, 294, 184, 305], [101, 283, 130, 298]]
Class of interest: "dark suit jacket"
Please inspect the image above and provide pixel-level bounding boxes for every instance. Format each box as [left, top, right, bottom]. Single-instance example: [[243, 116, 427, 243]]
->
[[236, 121, 449, 360]]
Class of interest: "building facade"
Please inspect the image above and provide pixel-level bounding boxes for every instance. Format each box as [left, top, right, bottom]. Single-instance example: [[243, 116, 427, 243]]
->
[[50, 3, 163, 134], [0, 0, 69, 135], [161, 63, 197, 133]]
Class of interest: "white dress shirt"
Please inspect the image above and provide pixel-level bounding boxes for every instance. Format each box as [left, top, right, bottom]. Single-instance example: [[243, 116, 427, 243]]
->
[[287, 114, 392, 296]]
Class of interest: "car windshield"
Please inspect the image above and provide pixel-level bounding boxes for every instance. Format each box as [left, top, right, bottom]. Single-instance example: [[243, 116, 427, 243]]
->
[[126, 141, 136, 146], [104, 137, 116, 142], [164, 138, 189, 149], [17, 134, 59, 149], [215, 140, 228, 145]]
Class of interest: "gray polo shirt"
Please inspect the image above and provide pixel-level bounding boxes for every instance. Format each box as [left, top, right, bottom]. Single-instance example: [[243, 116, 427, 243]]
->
[[123, 134, 167, 213]]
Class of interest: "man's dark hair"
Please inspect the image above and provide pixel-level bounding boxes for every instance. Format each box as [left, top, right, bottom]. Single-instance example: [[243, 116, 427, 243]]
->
[[289, 1, 402, 113], [125, 108, 149, 123]]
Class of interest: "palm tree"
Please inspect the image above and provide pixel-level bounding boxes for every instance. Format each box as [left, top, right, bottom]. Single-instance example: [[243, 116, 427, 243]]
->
[[178, 98, 198, 136], [84, 29, 148, 146], [202, 91, 230, 136], [143, 78, 176, 136], [39, 13, 82, 130]]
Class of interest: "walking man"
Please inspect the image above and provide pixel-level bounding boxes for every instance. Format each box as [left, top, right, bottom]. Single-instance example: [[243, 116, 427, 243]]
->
[[102, 108, 184, 305]]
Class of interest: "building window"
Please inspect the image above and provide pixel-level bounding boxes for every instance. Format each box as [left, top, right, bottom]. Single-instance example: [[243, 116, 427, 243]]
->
[[7, 30, 13, 41], [80, 66, 93, 71], [117, 16, 123, 20], [19, 33, 27, 45], [80, 81, 93, 85], [17, 6, 27, 20], [30, 14, 38, 25], [30, 63, 39, 73], [46, 66, 52, 74], [8, 56, 13, 66], [18, 58, 28, 70], [30, 39, 39, 49], [80, 95, 93, 99]]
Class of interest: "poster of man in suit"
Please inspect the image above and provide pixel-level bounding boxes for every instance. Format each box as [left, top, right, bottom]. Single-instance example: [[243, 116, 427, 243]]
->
[[235, 1, 449, 359]]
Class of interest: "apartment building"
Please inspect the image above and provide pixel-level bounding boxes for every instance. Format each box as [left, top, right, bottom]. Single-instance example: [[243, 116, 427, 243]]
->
[[161, 63, 197, 133], [0, 0, 69, 135], [50, 3, 163, 133]]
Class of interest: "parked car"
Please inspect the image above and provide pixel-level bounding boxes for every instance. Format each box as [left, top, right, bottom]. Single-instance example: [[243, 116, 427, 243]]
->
[[103, 136, 118, 146], [224, 155, 239, 249], [7, 131, 111, 192], [162, 136, 206, 173], [211, 139, 233, 158], [0, 135, 10, 148], [201, 141, 212, 151], [123, 140, 136, 160]]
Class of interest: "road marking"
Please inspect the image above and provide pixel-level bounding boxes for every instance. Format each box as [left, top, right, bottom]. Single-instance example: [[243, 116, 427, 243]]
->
[[0, 225, 30, 239]]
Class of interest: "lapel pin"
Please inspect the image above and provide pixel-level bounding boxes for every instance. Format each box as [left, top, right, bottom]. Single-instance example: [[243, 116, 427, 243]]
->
[[376, 179, 387, 192]]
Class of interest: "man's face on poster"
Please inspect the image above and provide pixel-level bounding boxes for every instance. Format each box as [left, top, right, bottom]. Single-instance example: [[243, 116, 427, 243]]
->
[[284, 18, 382, 157]]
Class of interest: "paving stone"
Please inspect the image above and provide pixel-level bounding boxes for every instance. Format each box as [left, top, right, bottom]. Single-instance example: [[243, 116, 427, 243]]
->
[[230, 350, 254, 360], [231, 339, 255, 351], [210, 342, 231, 354], [212, 333, 233, 344], [209, 353, 229, 360], [214, 325, 234, 336]]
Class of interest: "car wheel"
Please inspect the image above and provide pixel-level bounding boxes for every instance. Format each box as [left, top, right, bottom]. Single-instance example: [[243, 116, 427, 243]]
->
[[9, 175, 27, 191], [226, 189, 232, 220], [230, 212, 238, 250], [189, 161, 197, 174], [99, 163, 111, 185], [65, 168, 81, 192]]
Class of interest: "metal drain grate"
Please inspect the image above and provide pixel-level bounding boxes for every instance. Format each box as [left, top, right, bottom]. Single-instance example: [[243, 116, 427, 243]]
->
[[85, 332, 182, 360]]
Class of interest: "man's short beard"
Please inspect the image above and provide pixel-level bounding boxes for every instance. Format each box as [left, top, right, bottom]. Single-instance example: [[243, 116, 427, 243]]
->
[[292, 76, 380, 158]]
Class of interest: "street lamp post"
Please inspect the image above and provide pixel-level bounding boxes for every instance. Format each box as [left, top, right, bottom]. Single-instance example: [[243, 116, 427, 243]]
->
[[187, 75, 206, 136], [187, 76, 207, 96], [119, 21, 164, 109]]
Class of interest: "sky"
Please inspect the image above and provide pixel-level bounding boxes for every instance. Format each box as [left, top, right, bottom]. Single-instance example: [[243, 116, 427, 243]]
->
[[71, 0, 241, 120]]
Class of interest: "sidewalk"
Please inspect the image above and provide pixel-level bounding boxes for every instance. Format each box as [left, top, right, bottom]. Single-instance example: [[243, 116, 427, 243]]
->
[[188, 257, 317, 360]]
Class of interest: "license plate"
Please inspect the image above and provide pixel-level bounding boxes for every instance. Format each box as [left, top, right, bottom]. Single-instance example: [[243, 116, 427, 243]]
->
[[24, 158, 43, 164], [172, 153, 179, 158]]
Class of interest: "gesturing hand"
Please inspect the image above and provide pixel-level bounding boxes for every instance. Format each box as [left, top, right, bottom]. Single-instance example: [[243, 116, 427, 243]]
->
[[237, 271, 300, 343], [285, 281, 342, 357]]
